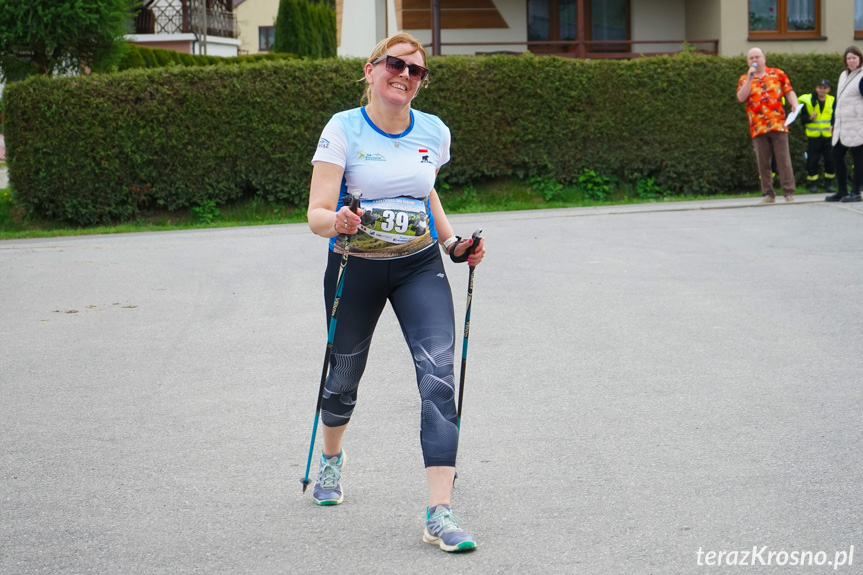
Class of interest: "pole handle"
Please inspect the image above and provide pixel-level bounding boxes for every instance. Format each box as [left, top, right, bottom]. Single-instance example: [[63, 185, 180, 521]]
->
[[467, 229, 482, 266], [348, 191, 362, 214]]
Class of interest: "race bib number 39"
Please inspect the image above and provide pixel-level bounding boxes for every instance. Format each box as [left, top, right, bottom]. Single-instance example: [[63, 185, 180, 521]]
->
[[335, 196, 433, 259]]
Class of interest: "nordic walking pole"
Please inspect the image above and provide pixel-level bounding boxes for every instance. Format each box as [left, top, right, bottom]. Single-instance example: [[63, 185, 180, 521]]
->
[[454, 229, 482, 486], [301, 191, 362, 493]]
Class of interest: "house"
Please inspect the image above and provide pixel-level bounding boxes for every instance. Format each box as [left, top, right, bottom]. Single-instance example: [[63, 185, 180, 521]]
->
[[227, 1, 863, 60], [233, 0, 280, 55], [128, 0, 242, 57], [332, 0, 859, 59]]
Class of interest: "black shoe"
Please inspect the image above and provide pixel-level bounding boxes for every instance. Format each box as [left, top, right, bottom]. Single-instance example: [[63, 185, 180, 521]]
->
[[840, 193, 862, 202], [808, 184, 818, 194], [826, 184, 837, 194], [825, 191, 847, 202]]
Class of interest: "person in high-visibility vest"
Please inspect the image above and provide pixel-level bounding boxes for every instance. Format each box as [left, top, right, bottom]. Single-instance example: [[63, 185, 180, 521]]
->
[[798, 79, 836, 195]]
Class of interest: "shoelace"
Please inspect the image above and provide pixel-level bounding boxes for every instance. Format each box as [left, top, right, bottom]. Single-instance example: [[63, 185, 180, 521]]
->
[[318, 457, 341, 489], [430, 509, 463, 534]]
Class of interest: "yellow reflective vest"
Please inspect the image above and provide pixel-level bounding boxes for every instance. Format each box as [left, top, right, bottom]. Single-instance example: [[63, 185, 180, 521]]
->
[[799, 93, 834, 138]]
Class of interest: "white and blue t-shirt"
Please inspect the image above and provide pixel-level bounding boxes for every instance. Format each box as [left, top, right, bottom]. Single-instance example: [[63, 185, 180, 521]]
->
[[312, 107, 451, 258]]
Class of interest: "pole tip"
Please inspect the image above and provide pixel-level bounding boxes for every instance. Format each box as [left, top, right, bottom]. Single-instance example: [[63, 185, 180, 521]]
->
[[300, 478, 310, 493]]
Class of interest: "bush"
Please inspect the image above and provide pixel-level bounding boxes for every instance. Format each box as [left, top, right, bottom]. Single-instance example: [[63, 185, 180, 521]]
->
[[117, 45, 298, 71], [2, 51, 845, 225], [4, 59, 359, 224]]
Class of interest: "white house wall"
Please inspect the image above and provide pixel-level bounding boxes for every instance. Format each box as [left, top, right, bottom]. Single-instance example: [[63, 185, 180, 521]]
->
[[235, 0, 279, 55], [406, 0, 528, 56], [339, 0, 527, 58], [338, 0, 383, 57], [195, 36, 241, 56], [631, 0, 686, 54], [684, 0, 720, 48]]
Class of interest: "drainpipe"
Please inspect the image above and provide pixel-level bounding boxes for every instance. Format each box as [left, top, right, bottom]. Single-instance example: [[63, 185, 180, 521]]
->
[[200, 0, 208, 55], [431, 0, 440, 56], [190, 0, 207, 55]]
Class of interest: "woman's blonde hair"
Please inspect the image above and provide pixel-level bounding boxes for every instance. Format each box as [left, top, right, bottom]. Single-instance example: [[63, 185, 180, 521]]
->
[[361, 33, 428, 105]]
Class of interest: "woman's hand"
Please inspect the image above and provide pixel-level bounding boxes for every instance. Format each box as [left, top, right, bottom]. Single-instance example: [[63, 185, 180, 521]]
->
[[451, 237, 486, 266], [333, 206, 363, 235]]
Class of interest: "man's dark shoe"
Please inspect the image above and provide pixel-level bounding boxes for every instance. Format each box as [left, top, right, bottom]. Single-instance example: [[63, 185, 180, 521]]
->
[[840, 193, 862, 202], [808, 183, 818, 194], [825, 191, 847, 202]]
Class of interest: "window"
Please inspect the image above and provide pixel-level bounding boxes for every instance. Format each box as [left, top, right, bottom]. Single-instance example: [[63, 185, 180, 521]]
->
[[856, 0, 863, 37], [527, 0, 629, 54], [259, 26, 275, 52], [588, 0, 628, 53], [749, 0, 821, 38], [528, 0, 577, 53]]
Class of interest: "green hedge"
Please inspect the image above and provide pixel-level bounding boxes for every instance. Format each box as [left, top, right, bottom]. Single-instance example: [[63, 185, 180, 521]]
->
[[2, 51, 846, 225], [118, 45, 297, 71]]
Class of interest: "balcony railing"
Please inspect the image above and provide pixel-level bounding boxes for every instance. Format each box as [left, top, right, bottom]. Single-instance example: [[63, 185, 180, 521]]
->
[[428, 38, 719, 59], [133, 0, 238, 39]]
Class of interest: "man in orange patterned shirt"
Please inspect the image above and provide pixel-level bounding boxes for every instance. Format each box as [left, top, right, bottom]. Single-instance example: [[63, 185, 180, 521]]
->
[[737, 47, 800, 203]]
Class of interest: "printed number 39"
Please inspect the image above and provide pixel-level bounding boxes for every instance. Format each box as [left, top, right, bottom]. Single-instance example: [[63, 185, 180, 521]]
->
[[380, 210, 409, 233]]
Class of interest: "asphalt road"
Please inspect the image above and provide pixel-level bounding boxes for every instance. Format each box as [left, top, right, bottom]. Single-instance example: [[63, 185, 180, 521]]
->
[[2, 195, 862, 575]]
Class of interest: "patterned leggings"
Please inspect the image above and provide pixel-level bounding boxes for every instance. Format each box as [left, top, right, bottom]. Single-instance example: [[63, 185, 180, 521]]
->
[[321, 245, 459, 468]]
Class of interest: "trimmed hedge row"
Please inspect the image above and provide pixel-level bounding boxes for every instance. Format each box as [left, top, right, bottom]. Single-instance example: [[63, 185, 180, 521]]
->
[[118, 45, 297, 71], [3, 51, 846, 225]]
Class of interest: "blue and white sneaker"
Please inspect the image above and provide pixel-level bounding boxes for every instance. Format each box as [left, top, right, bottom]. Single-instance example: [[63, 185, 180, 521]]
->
[[312, 451, 345, 506], [422, 505, 477, 552]]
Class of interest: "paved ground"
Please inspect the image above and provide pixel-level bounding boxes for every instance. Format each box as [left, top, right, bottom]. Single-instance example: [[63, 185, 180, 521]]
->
[[2, 195, 862, 575]]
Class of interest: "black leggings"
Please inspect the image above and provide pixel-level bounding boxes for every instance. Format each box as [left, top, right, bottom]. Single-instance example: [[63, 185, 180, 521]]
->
[[321, 245, 459, 468], [832, 140, 863, 194]]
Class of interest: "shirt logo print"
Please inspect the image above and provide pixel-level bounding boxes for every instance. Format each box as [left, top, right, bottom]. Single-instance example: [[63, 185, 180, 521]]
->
[[358, 149, 386, 162]]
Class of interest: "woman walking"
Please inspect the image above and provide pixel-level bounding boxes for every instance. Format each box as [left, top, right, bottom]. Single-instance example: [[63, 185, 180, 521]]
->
[[306, 32, 486, 553]]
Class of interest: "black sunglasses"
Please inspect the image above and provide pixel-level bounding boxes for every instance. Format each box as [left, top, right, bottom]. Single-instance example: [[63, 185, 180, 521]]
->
[[372, 55, 429, 82]]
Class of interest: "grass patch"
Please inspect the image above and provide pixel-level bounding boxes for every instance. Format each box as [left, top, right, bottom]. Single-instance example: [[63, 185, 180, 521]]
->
[[436, 176, 770, 214], [0, 177, 808, 240], [0, 192, 308, 239]]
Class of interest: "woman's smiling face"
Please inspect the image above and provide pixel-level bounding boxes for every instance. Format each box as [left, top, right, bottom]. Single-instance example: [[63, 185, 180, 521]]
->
[[365, 43, 425, 105]]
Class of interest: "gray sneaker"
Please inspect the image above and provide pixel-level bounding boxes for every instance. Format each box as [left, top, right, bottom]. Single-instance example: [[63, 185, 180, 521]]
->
[[422, 505, 477, 552], [312, 451, 345, 506]]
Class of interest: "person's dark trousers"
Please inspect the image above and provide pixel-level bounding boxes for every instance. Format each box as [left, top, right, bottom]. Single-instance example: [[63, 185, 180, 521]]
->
[[806, 137, 836, 190], [830, 140, 863, 199], [753, 131, 796, 198]]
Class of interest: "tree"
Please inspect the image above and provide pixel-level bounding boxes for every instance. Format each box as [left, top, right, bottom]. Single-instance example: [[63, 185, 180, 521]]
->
[[0, 0, 133, 81], [274, 0, 335, 58], [301, 1, 320, 58], [273, 0, 306, 57], [319, 3, 336, 58]]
